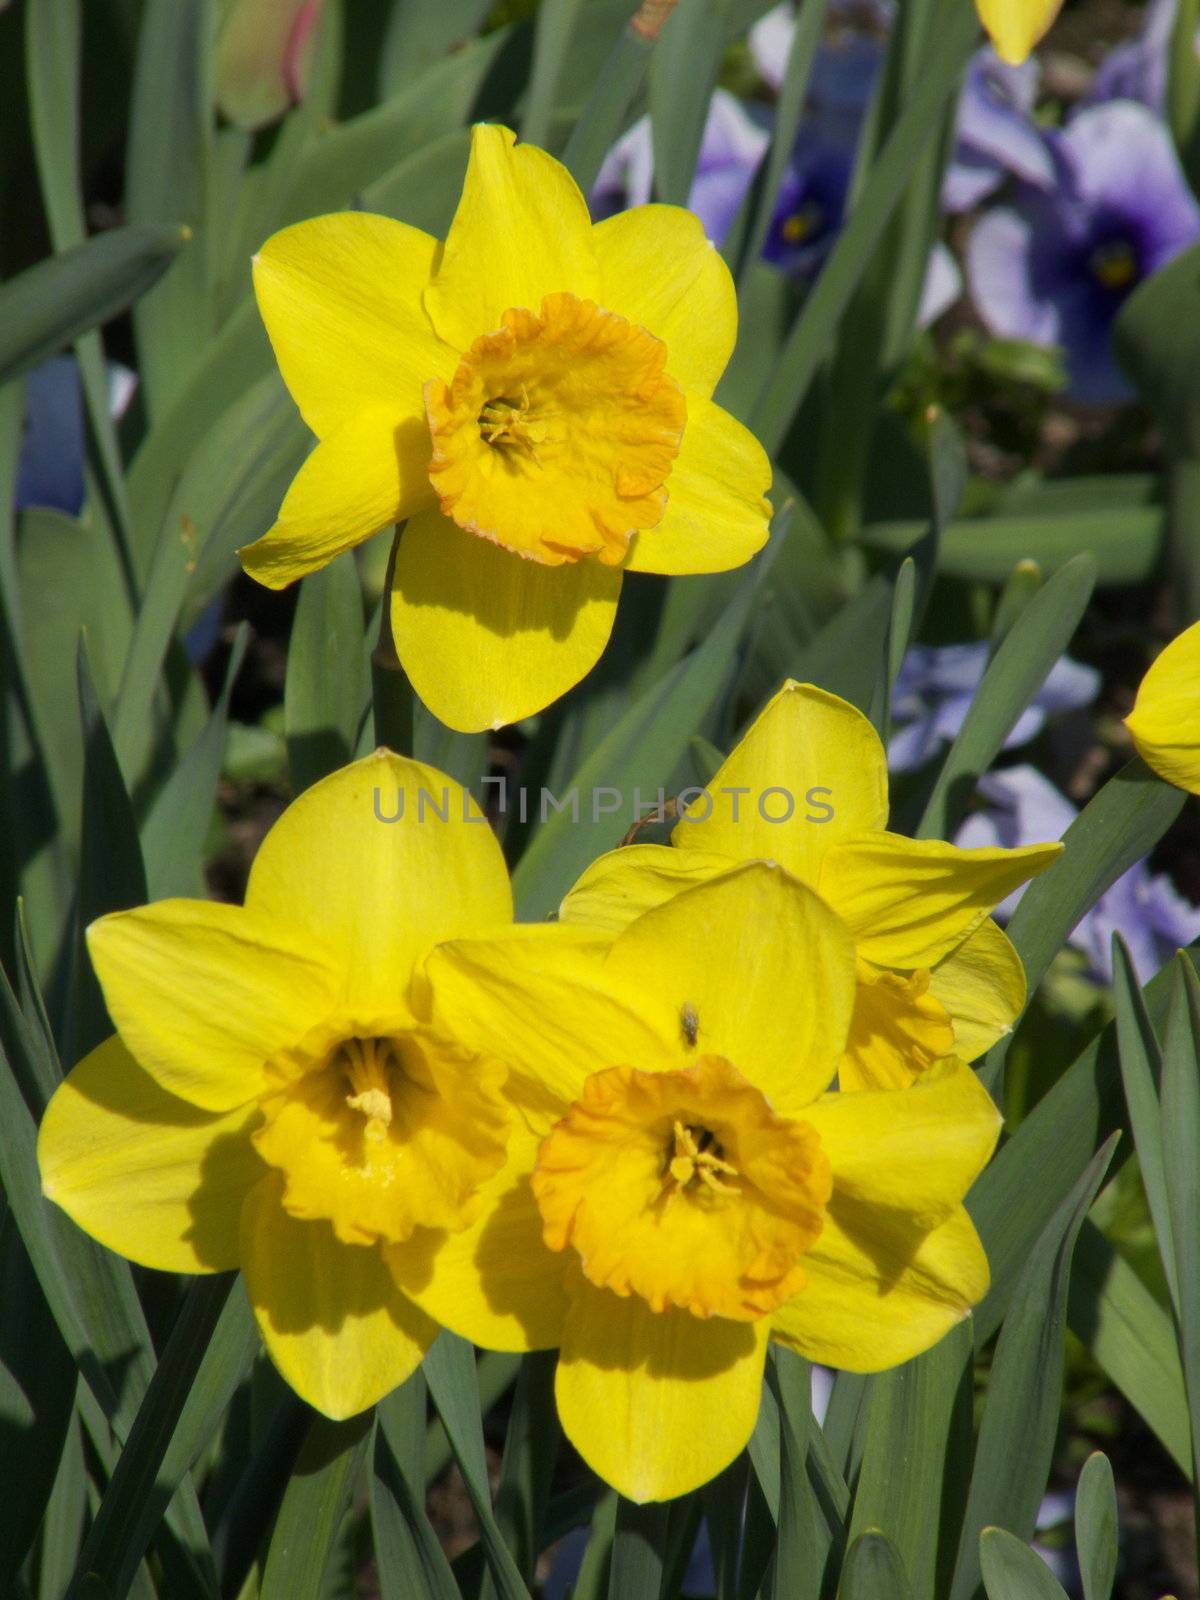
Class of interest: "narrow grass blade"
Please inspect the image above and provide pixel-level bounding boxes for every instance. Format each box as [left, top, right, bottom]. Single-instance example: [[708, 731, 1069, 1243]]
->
[[1111, 934, 1178, 1309], [1159, 956, 1200, 1506], [372, 1379, 459, 1600], [66, 1276, 253, 1600], [765, 1348, 822, 1600], [285, 554, 369, 793], [561, 2, 679, 193], [423, 1333, 531, 1600], [649, 0, 726, 206], [950, 1138, 1117, 1600], [260, 1411, 373, 1600], [490, 1350, 559, 1589], [1074, 1452, 1118, 1600], [917, 553, 1096, 839], [749, 0, 978, 453], [522, 0, 589, 149], [0, 226, 189, 388], [0, 1210, 77, 1581], [37, 1403, 88, 1600], [978, 1528, 1070, 1600], [140, 624, 249, 899]]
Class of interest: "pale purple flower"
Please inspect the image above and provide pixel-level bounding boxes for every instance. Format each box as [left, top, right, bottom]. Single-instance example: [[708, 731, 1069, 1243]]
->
[[889, 643, 1100, 773], [590, 90, 769, 245], [956, 765, 1200, 982], [967, 100, 1200, 402], [16, 357, 86, 515], [944, 48, 1055, 213], [1089, 0, 1176, 113]]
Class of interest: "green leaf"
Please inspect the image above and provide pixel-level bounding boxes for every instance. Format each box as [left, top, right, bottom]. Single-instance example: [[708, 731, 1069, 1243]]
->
[[1068, 1223, 1192, 1480], [1111, 936, 1178, 1308], [285, 555, 370, 793], [125, 0, 215, 418], [0, 225, 189, 388], [523, 0, 590, 149], [765, 1348, 822, 1600], [1074, 1452, 1118, 1600], [64, 637, 148, 1068], [560, 15, 658, 193], [838, 1530, 915, 1600], [0, 1209, 77, 1581], [512, 545, 775, 917], [141, 624, 250, 899], [607, 1498, 668, 1600], [379, 0, 494, 89], [649, 0, 727, 206], [917, 553, 1096, 839], [1114, 240, 1200, 458], [66, 1277, 254, 1600], [860, 508, 1163, 586], [422, 1333, 531, 1600], [846, 1324, 973, 1600], [978, 1528, 1070, 1600], [950, 1137, 1117, 1600], [372, 1379, 459, 1600], [748, 0, 978, 453], [37, 1406, 88, 1600], [260, 1411, 373, 1600], [490, 1350, 559, 1587], [1159, 956, 1200, 1494]]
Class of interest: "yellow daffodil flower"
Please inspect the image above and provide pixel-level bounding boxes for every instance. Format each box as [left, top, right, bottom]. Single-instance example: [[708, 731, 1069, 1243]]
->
[[241, 123, 772, 733], [974, 0, 1064, 64], [558, 681, 1063, 1091], [38, 751, 517, 1420], [1125, 620, 1200, 794], [392, 865, 1002, 1501]]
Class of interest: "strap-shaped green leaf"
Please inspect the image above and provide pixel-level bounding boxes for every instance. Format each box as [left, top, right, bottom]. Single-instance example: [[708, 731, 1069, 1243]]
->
[[838, 1530, 916, 1600], [1074, 1452, 1118, 1600], [0, 225, 188, 389], [950, 1138, 1117, 1600], [260, 1411, 373, 1600], [371, 1380, 459, 1600], [1159, 956, 1200, 1496], [286, 557, 370, 795], [978, 1528, 1070, 1600]]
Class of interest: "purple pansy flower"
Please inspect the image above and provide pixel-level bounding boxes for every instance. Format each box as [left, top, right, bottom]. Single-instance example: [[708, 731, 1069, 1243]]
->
[[944, 47, 1056, 213], [956, 765, 1200, 982], [967, 100, 1200, 402], [590, 89, 769, 245], [889, 643, 1100, 772]]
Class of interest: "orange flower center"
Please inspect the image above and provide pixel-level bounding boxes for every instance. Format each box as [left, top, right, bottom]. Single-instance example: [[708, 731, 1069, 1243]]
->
[[424, 291, 686, 567], [532, 1054, 831, 1321]]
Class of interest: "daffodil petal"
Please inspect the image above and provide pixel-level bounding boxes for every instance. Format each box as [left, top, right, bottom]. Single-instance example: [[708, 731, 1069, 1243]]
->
[[556, 1280, 770, 1502], [252, 212, 454, 436], [818, 832, 1062, 968], [246, 750, 513, 1017], [625, 396, 771, 575], [424, 931, 667, 1110], [240, 1173, 437, 1419], [929, 918, 1026, 1062], [975, 0, 1064, 65], [38, 1036, 263, 1272], [240, 408, 437, 589], [86, 902, 341, 1111], [424, 124, 598, 350], [390, 508, 622, 732], [592, 205, 736, 397], [671, 681, 889, 882], [558, 843, 733, 935], [384, 1116, 568, 1351], [805, 1059, 1001, 1229], [1125, 619, 1200, 794], [771, 1204, 988, 1371], [603, 862, 856, 1113]]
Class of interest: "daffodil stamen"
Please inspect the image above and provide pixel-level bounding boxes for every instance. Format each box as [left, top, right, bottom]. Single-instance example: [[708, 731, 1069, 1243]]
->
[[533, 1054, 830, 1320], [338, 1036, 401, 1139], [666, 1119, 738, 1197]]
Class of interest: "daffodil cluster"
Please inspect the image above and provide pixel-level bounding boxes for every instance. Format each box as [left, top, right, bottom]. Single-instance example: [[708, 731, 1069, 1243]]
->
[[40, 678, 1061, 1500], [35, 122, 1070, 1506]]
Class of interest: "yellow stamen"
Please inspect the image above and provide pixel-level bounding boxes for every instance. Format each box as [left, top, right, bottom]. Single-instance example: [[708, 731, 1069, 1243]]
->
[[339, 1037, 397, 1141], [1090, 240, 1137, 290], [664, 1119, 739, 1197]]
